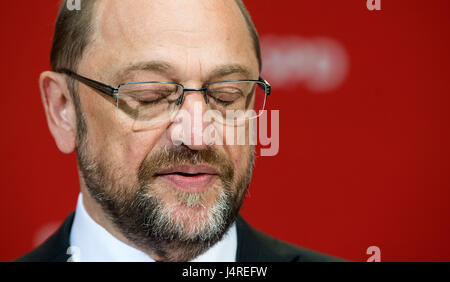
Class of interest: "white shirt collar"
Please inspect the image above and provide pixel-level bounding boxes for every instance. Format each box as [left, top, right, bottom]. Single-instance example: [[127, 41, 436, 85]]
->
[[69, 193, 237, 262]]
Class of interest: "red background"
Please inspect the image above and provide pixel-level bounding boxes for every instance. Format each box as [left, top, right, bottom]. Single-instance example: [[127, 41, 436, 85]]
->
[[1, 0, 449, 262]]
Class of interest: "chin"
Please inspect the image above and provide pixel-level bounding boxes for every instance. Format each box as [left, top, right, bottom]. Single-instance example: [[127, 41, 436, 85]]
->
[[151, 180, 226, 234]]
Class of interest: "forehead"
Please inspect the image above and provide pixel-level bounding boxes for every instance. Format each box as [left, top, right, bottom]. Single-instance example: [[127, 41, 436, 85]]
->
[[83, 0, 258, 80]]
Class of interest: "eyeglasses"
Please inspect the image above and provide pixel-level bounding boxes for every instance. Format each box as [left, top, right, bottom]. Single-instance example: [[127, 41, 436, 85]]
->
[[58, 69, 271, 130]]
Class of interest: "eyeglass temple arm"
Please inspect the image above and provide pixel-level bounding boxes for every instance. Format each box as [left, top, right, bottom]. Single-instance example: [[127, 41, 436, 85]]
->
[[258, 77, 271, 95], [58, 69, 119, 99]]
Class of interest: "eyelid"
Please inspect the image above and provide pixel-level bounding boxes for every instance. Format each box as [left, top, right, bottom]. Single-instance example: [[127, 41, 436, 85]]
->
[[207, 88, 243, 96]]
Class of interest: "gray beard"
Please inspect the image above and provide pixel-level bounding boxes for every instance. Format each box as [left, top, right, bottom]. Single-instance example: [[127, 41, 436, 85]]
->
[[75, 126, 253, 261]]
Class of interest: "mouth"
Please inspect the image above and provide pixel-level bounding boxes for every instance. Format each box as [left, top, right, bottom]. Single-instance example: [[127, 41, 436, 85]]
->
[[154, 164, 219, 192]]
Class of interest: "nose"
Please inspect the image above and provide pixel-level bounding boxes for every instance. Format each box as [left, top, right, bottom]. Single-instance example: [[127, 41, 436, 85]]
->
[[167, 89, 212, 150]]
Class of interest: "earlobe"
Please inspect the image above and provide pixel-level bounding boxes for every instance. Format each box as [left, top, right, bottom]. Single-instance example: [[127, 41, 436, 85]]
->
[[39, 71, 77, 154]]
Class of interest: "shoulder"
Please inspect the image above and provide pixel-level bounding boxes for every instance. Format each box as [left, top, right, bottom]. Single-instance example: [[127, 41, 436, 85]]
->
[[13, 212, 74, 262], [235, 215, 346, 262]]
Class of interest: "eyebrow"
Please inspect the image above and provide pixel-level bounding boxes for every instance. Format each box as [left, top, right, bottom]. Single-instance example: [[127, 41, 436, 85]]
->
[[113, 61, 254, 84], [209, 64, 254, 80], [113, 61, 176, 84]]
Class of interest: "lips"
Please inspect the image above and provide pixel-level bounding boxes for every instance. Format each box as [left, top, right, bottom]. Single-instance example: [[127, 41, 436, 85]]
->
[[155, 164, 219, 192]]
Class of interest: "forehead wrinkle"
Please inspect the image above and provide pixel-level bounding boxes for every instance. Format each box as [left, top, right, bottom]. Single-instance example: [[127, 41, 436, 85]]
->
[[84, 0, 258, 83], [96, 0, 249, 44], [113, 61, 256, 85]]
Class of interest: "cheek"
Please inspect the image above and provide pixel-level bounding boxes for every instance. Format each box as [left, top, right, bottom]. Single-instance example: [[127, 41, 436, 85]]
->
[[81, 91, 166, 174], [226, 144, 250, 177], [114, 134, 156, 171], [105, 128, 169, 177], [222, 124, 253, 170]]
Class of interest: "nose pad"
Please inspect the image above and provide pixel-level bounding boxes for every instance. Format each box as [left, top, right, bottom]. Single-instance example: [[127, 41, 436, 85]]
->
[[203, 92, 209, 104], [176, 94, 184, 106]]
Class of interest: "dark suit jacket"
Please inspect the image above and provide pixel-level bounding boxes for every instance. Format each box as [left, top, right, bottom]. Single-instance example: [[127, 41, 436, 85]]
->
[[15, 212, 344, 262]]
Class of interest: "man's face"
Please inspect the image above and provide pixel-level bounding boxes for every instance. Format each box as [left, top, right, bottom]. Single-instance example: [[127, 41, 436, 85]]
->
[[74, 0, 259, 261]]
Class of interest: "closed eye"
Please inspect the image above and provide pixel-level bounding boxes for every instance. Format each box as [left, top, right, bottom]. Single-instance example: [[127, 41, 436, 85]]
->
[[207, 89, 242, 105], [133, 90, 173, 104]]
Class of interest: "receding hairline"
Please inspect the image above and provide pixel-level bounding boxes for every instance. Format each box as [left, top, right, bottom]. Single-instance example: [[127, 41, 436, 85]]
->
[[51, 0, 261, 75]]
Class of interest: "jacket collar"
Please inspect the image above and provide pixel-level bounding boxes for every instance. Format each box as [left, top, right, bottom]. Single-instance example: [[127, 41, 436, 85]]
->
[[18, 211, 295, 262]]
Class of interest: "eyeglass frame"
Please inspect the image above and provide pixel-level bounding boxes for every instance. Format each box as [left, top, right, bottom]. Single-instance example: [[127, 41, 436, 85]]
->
[[57, 69, 271, 109]]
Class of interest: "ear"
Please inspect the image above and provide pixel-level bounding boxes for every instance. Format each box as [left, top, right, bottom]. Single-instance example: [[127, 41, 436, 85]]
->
[[39, 71, 78, 154]]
